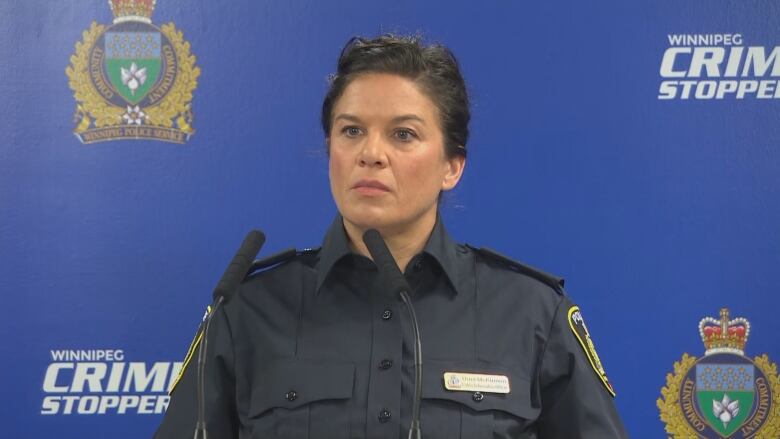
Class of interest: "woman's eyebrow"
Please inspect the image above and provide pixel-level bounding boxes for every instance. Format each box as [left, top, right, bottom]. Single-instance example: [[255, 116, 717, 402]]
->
[[333, 114, 361, 124], [391, 114, 425, 125], [334, 113, 426, 125]]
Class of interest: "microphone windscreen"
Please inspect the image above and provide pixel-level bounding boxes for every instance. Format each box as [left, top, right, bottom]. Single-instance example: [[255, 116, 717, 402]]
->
[[213, 230, 266, 301], [362, 229, 409, 296]]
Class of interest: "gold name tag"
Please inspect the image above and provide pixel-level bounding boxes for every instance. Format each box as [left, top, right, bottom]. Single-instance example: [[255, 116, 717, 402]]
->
[[443, 372, 511, 394]]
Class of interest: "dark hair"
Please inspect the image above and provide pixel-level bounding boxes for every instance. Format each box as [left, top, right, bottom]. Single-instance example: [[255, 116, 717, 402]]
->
[[321, 34, 469, 159]]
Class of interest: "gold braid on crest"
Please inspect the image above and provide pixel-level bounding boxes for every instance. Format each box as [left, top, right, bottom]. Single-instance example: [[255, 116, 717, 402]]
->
[[66, 22, 124, 130], [144, 23, 200, 131], [657, 353, 700, 438], [753, 355, 780, 439]]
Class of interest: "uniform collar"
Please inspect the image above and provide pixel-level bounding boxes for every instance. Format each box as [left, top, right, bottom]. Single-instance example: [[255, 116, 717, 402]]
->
[[421, 214, 462, 295], [315, 215, 462, 295], [315, 216, 354, 294]]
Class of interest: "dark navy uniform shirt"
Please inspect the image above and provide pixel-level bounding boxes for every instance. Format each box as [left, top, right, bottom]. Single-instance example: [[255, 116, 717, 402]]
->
[[155, 216, 628, 438]]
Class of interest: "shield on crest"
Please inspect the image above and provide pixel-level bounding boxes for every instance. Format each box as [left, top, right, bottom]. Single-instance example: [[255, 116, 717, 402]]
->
[[695, 362, 755, 437], [104, 31, 161, 104]]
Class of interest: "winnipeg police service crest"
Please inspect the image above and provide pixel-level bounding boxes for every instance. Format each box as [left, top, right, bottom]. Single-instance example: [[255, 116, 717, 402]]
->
[[658, 308, 780, 438], [66, 0, 200, 144]]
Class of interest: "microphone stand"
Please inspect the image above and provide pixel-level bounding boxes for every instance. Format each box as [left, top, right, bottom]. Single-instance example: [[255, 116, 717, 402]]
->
[[194, 230, 265, 439], [399, 290, 423, 439]]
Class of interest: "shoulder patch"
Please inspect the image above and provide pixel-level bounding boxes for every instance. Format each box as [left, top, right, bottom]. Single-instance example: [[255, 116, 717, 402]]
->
[[246, 247, 320, 277], [168, 305, 211, 395], [468, 245, 564, 293], [567, 305, 616, 397]]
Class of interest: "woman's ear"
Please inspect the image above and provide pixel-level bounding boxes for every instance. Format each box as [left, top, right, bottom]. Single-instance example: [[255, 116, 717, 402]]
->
[[441, 153, 466, 191]]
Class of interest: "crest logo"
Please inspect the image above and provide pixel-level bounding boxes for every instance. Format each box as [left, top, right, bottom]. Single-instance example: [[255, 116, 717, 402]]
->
[[66, 0, 200, 144], [658, 308, 780, 438]]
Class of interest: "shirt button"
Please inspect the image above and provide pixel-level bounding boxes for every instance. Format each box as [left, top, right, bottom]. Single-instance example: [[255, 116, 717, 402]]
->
[[378, 359, 393, 370], [285, 390, 297, 401], [413, 259, 423, 272], [472, 391, 484, 402], [378, 408, 392, 423], [381, 309, 393, 320]]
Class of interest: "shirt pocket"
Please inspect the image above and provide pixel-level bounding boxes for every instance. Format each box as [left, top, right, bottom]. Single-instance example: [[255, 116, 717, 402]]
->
[[247, 359, 355, 439], [421, 360, 540, 439]]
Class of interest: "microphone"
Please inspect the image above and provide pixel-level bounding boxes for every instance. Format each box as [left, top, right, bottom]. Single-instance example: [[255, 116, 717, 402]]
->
[[212, 230, 266, 302], [195, 230, 266, 439], [362, 229, 423, 439]]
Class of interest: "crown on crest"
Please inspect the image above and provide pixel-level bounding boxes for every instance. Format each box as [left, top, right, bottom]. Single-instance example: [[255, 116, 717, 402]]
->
[[699, 308, 750, 355], [108, 0, 156, 24]]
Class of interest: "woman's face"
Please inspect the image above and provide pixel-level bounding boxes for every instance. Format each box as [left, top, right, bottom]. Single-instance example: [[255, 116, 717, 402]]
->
[[328, 73, 465, 235]]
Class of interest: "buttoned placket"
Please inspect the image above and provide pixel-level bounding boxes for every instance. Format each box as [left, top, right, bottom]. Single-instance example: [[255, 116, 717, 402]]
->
[[365, 272, 403, 438]]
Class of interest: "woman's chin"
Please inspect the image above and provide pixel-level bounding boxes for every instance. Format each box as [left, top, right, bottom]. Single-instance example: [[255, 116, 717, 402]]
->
[[340, 208, 395, 231]]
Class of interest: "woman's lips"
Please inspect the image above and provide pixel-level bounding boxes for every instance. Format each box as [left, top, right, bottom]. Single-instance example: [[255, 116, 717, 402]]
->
[[353, 180, 390, 196]]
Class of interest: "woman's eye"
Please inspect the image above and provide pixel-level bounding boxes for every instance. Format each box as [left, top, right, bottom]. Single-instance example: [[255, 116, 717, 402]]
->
[[342, 126, 362, 137], [394, 129, 417, 141]]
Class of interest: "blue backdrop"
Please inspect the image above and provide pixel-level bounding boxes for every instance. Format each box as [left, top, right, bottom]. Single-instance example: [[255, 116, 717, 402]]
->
[[2, 1, 779, 437]]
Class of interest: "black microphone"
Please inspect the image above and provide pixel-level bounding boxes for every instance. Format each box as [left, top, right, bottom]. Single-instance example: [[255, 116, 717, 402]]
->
[[195, 230, 266, 439], [362, 229, 423, 439], [212, 230, 266, 302]]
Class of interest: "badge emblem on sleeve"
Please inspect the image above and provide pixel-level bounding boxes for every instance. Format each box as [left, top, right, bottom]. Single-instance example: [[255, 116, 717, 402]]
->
[[167, 305, 211, 395], [657, 308, 780, 438], [567, 305, 616, 397], [66, 0, 200, 144]]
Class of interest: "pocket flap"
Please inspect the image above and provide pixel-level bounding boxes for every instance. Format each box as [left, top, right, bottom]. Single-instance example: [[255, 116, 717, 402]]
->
[[422, 360, 540, 419], [250, 359, 355, 417]]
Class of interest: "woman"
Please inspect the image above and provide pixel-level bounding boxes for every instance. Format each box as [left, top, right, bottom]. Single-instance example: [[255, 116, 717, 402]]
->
[[155, 35, 628, 439]]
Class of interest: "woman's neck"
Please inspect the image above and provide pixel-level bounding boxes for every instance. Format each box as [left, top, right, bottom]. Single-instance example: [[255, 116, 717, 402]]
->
[[343, 210, 437, 273]]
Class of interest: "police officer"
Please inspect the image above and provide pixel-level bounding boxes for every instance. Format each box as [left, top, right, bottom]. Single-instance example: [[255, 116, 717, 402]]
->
[[154, 35, 628, 439]]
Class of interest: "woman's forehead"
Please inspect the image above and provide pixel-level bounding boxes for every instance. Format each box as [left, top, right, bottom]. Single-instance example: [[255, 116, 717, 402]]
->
[[332, 73, 438, 123]]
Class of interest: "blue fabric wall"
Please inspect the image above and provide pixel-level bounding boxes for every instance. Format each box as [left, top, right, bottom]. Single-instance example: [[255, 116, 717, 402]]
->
[[2, 1, 778, 437]]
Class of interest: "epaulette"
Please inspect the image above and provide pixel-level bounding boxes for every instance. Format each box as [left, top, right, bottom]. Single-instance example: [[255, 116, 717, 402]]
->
[[246, 247, 321, 278], [467, 245, 565, 294]]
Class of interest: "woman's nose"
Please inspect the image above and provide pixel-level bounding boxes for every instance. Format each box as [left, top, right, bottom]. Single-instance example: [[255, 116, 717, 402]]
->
[[358, 134, 387, 167]]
